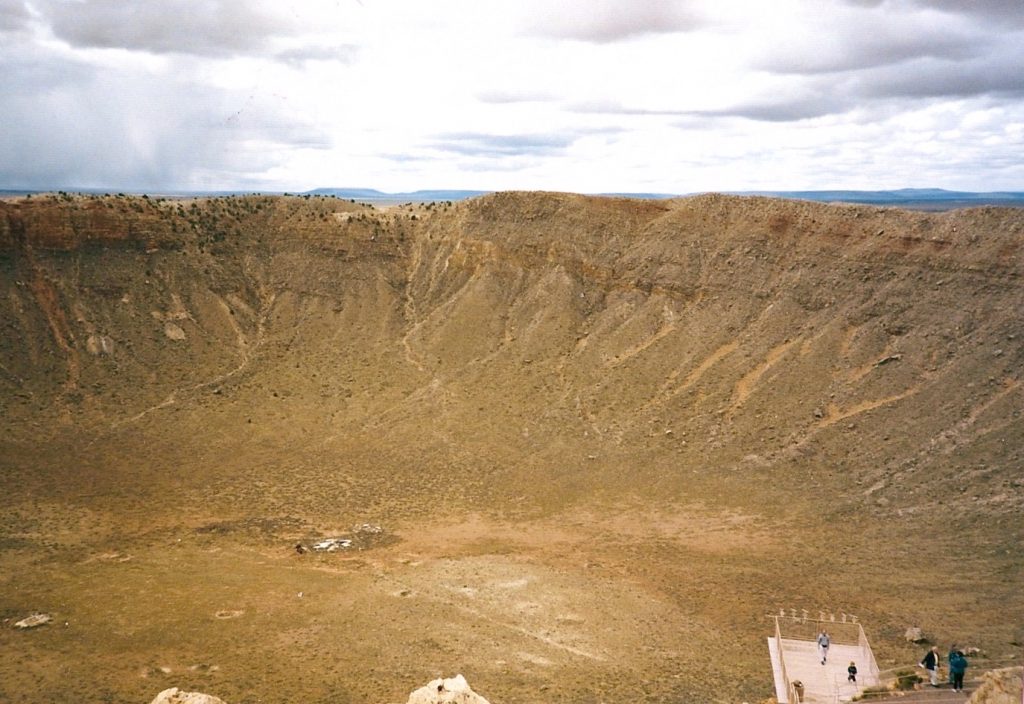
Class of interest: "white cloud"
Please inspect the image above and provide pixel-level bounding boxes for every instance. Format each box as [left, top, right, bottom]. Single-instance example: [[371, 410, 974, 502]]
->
[[0, 0, 31, 32], [0, 36, 329, 190], [0, 0, 1022, 192], [754, 6, 980, 75], [36, 0, 297, 57], [519, 0, 709, 42]]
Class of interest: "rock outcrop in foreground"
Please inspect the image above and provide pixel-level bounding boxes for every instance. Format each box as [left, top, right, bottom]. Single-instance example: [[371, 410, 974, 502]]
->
[[406, 675, 491, 704], [149, 688, 226, 704], [968, 667, 1024, 704]]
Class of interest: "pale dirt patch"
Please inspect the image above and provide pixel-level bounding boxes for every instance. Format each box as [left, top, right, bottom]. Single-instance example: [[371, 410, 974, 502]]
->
[[213, 610, 243, 620], [731, 338, 800, 411], [384, 503, 775, 561], [82, 551, 133, 563]]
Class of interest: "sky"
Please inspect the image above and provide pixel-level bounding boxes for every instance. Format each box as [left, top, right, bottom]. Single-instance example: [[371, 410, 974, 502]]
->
[[1, 0, 1022, 194]]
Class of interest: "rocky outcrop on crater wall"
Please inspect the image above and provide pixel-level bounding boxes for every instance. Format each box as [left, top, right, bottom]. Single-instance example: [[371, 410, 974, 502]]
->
[[0, 195, 182, 251]]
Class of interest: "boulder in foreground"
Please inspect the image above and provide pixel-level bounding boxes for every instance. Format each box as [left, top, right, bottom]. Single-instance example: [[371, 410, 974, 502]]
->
[[149, 687, 226, 704], [406, 674, 491, 704], [969, 667, 1024, 704]]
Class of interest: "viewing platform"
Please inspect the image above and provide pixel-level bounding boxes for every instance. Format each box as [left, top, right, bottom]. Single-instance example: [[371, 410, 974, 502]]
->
[[768, 613, 880, 703]]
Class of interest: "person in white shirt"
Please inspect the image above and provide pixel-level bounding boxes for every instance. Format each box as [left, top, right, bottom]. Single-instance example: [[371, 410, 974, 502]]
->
[[817, 630, 831, 665]]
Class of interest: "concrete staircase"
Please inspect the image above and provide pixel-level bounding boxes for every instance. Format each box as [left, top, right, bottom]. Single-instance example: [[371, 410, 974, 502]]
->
[[769, 637, 872, 702]]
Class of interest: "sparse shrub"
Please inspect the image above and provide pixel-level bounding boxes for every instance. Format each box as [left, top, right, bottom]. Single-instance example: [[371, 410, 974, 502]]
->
[[853, 684, 891, 700], [894, 669, 921, 690]]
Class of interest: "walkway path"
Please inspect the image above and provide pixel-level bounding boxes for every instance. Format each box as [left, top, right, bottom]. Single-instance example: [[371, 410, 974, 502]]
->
[[859, 682, 977, 702]]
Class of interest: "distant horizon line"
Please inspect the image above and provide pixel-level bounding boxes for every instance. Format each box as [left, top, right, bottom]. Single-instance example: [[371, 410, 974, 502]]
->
[[3, 186, 1024, 209]]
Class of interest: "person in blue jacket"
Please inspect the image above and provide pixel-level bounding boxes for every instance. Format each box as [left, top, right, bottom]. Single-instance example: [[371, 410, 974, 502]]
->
[[948, 649, 968, 692]]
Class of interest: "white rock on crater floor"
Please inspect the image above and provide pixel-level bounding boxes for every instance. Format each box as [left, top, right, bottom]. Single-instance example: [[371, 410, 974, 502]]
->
[[406, 674, 491, 704], [14, 613, 52, 629]]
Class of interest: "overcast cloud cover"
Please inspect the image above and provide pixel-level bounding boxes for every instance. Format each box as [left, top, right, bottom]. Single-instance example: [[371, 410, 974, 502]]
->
[[1, 0, 1022, 193]]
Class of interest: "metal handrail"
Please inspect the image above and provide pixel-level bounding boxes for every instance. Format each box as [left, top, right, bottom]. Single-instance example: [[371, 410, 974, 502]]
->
[[776, 616, 865, 645], [775, 617, 802, 704], [857, 623, 881, 684]]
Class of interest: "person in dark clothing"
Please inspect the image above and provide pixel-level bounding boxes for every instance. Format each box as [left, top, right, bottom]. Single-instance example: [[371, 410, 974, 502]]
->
[[948, 650, 968, 692], [920, 646, 940, 687], [848, 662, 858, 683]]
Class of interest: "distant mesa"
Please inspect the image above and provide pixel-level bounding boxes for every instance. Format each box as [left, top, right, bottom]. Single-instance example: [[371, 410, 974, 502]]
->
[[4, 186, 1024, 209], [273, 185, 1024, 208], [305, 187, 492, 204], [726, 187, 1024, 209]]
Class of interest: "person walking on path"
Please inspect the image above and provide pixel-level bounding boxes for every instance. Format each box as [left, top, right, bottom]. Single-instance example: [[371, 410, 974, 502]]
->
[[817, 630, 831, 665], [949, 649, 968, 692], [848, 662, 858, 683], [920, 646, 941, 687]]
